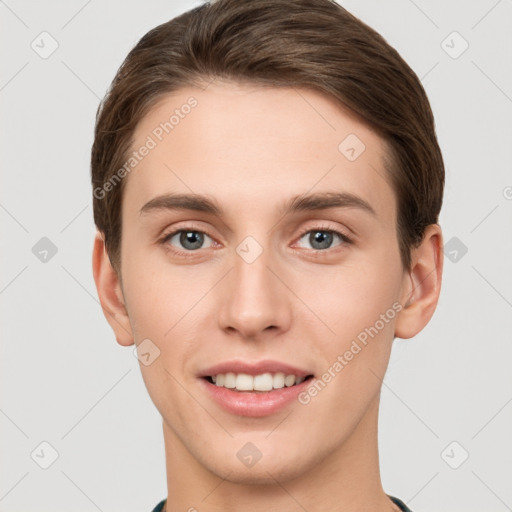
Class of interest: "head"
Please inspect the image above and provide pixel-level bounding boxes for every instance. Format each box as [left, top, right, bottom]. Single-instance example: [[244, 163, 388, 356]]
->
[[92, 0, 444, 485]]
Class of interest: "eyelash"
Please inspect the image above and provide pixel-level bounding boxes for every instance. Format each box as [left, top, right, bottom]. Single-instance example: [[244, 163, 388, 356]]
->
[[294, 225, 353, 251], [159, 224, 353, 257], [159, 226, 217, 257]]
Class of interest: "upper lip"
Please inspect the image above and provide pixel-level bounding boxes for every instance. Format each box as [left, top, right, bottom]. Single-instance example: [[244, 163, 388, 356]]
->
[[198, 359, 313, 378]]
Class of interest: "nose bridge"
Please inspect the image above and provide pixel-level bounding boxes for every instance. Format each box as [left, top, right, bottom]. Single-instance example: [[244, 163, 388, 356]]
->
[[217, 237, 290, 337]]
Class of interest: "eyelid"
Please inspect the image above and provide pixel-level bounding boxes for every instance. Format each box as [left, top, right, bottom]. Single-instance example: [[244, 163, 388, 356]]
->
[[158, 221, 354, 256], [156, 223, 216, 261], [159, 218, 213, 234], [293, 223, 353, 248]]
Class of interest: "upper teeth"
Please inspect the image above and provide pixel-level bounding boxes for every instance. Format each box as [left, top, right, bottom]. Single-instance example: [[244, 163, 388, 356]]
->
[[212, 373, 305, 391]]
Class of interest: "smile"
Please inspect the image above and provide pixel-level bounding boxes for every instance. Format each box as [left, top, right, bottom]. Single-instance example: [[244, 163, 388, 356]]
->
[[207, 372, 310, 392]]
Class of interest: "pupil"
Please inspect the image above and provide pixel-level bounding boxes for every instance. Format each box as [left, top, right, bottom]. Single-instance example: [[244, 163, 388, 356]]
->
[[181, 231, 203, 250], [311, 231, 332, 250]]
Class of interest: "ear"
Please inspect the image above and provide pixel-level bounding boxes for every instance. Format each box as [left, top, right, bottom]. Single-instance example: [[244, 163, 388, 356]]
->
[[92, 231, 134, 346], [394, 224, 444, 339]]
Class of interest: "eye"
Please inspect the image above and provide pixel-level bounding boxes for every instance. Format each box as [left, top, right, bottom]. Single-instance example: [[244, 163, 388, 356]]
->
[[162, 229, 215, 252], [295, 227, 352, 251]]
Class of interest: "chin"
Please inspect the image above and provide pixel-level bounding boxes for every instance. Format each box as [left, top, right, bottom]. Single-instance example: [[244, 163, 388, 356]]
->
[[202, 446, 318, 485], [216, 463, 307, 486]]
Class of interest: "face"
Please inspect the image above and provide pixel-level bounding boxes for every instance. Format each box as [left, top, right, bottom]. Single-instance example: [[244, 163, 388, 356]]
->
[[113, 82, 413, 483]]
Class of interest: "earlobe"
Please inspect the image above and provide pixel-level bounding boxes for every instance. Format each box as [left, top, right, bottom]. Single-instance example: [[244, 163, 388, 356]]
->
[[394, 224, 444, 339], [92, 231, 134, 346]]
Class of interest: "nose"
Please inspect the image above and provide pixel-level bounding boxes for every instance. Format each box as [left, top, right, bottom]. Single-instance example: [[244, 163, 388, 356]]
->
[[217, 245, 292, 340]]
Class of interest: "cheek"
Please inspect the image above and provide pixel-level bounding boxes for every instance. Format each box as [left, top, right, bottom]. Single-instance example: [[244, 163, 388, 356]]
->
[[301, 256, 402, 343], [123, 260, 200, 423], [302, 268, 399, 428], [300, 262, 401, 411], [122, 248, 215, 370], [121, 241, 185, 334]]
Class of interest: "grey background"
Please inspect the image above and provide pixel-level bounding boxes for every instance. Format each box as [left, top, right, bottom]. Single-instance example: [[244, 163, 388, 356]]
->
[[1, 1, 511, 511]]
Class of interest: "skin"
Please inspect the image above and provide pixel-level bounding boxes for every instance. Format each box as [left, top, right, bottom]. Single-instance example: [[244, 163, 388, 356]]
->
[[93, 82, 443, 512]]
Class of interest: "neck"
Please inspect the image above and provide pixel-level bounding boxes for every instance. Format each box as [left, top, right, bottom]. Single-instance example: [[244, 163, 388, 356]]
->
[[162, 392, 397, 512]]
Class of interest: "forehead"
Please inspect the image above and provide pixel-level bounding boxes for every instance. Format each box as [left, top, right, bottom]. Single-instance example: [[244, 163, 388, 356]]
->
[[123, 82, 395, 224]]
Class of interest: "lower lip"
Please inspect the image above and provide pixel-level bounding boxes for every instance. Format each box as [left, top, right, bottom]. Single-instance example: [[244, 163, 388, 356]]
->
[[199, 377, 313, 417]]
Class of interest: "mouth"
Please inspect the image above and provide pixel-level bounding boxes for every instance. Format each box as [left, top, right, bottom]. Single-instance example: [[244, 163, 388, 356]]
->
[[198, 360, 315, 417]]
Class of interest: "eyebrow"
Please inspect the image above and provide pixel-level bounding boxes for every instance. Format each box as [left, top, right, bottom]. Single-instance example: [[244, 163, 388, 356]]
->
[[139, 191, 376, 218]]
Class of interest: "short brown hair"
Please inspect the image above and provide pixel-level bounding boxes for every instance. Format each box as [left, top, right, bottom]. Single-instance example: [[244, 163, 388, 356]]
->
[[91, 0, 444, 273]]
